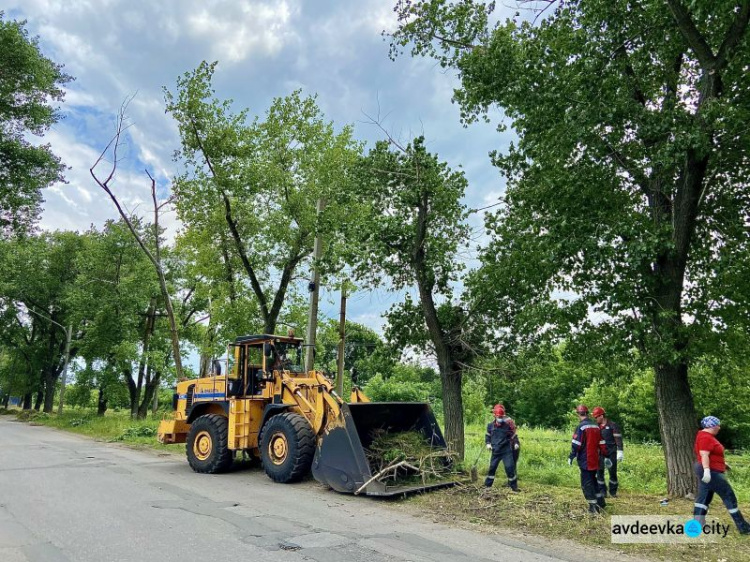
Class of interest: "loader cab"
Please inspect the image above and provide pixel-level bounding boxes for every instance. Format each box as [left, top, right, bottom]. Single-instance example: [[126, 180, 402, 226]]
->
[[227, 334, 305, 397]]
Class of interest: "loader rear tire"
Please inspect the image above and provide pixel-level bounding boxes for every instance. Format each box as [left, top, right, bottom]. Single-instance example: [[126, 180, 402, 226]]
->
[[260, 412, 314, 483], [186, 414, 233, 474]]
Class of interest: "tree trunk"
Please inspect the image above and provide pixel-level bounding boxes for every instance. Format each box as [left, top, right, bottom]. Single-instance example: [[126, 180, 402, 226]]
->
[[439, 356, 465, 458], [137, 368, 160, 419], [654, 360, 697, 496], [124, 366, 136, 415], [97, 387, 108, 416], [43, 368, 58, 413], [34, 387, 44, 411], [132, 298, 156, 417]]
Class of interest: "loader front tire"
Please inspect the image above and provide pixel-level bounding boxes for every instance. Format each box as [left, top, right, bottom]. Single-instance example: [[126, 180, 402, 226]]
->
[[260, 412, 314, 483], [186, 414, 233, 474]]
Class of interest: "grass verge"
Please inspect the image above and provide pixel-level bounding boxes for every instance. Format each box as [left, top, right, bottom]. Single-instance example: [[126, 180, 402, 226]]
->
[[4, 408, 749, 561]]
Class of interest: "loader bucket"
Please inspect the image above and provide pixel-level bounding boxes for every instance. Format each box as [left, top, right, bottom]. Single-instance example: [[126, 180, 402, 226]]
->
[[311, 402, 456, 496]]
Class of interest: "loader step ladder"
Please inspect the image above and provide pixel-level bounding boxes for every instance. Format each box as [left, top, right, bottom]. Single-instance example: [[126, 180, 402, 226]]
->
[[229, 399, 253, 450]]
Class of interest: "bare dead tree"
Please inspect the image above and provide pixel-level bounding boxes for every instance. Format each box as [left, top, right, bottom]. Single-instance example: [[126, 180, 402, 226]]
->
[[90, 98, 184, 381]]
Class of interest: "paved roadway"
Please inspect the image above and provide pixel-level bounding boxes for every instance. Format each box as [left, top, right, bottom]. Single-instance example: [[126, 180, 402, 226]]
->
[[0, 418, 630, 562]]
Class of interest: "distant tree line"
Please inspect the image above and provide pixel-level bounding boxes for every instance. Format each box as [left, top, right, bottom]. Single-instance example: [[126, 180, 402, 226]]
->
[[2, 1, 750, 496]]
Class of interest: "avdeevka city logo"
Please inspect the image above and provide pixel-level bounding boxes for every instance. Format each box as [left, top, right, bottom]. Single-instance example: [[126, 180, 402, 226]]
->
[[684, 519, 703, 538], [610, 516, 730, 543]]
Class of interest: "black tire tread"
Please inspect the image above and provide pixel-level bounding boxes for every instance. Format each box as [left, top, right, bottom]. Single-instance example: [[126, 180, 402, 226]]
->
[[186, 414, 233, 474], [260, 412, 315, 483]]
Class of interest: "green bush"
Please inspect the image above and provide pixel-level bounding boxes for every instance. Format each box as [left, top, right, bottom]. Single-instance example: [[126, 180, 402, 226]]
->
[[363, 373, 430, 402], [362, 363, 438, 402], [580, 369, 659, 443], [16, 410, 49, 422], [116, 425, 157, 440], [461, 376, 487, 425]]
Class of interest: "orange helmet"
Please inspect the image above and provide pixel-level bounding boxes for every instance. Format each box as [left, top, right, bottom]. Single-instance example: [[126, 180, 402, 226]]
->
[[575, 404, 589, 415], [592, 407, 606, 418], [493, 404, 505, 417]]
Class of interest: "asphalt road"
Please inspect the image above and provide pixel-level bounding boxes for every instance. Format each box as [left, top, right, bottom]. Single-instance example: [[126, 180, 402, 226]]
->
[[0, 418, 628, 562]]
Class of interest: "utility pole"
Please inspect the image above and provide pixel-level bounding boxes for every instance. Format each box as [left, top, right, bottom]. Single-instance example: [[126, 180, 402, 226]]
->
[[305, 199, 326, 373], [336, 282, 347, 396], [57, 324, 73, 416]]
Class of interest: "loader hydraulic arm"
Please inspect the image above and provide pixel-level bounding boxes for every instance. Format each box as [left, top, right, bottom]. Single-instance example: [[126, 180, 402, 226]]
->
[[278, 372, 344, 434]]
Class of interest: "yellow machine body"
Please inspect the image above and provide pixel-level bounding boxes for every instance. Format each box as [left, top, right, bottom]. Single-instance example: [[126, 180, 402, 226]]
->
[[158, 334, 451, 496]]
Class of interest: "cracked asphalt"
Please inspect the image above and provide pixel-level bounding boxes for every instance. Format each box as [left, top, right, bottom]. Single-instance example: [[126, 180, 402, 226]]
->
[[0, 418, 627, 562]]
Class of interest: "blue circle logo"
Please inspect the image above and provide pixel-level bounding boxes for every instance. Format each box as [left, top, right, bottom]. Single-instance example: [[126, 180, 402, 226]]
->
[[685, 519, 702, 538]]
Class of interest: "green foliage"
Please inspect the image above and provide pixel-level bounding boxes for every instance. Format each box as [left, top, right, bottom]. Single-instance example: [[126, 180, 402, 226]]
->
[[115, 425, 157, 440], [460, 375, 486, 425], [317, 319, 396, 386], [0, 231, 85, 411], [392, 0, 750, 492], [68, 417, 91, 427], [66, 379, 95, 409], [344, 135, 476, 455], [16, 410, 49, 422], [0, 14, 72, 237], [690, 354, 750, 449], [345, 137, 469, 297], [580, 370, 659, 444], [363, 363, 439, 402], [364, 373, 429, 402], [477, 345, 593, 428], [166, 61, 362, 335]]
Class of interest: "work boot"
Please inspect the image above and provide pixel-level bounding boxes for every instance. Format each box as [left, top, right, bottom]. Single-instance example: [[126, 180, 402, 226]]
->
[[609, 491, 617, 498], [588, 503, 603, 515], [596, 495, 606, 509], [731, 511, 750, 535]]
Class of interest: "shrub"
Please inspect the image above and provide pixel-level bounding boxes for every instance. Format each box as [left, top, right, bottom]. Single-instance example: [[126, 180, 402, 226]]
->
[[116, 425, 157, 441]]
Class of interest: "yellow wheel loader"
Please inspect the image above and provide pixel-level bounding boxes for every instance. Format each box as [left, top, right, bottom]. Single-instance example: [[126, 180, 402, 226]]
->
[[158, 334, 453, 496]]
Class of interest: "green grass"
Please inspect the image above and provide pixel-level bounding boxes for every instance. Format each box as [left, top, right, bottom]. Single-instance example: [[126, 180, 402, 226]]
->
[[6, 408, 750, 560], [1, 406, 173, 450], [435, 423, 750, 561]]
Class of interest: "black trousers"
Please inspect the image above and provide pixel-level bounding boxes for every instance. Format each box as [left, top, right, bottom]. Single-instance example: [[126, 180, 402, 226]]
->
[[485, 448, 517, 490], [596, 452, 618, 496], [692, 462, 748, 531], [580, 468, 603, 511]]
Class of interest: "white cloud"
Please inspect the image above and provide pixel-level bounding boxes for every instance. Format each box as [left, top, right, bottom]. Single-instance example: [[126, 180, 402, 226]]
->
[[186, 1, 297, 63], [6, 0, 512, 333]]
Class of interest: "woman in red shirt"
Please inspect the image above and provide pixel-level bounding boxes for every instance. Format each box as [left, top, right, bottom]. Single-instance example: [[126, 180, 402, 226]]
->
[[693, 416, 750, 534]]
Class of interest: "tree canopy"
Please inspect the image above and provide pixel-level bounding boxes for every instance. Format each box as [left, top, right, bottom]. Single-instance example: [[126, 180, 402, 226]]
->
[[165, 61, 361, 335], [391, 0, 750, 494], [0, 14, 71, 238]]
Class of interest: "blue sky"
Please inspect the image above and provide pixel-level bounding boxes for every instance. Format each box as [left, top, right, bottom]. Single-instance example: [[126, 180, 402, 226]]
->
[[8, 0, 515, 343]]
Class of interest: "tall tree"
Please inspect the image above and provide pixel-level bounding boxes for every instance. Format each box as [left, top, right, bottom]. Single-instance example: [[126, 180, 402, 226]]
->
[[165, 61, 361, 335], [69, 219, 159, 417], [0, 14, 71, 237], [345, 137, 472, 457], [392, 0, 750, 494], [0, 232, 83, 411], [91, 106, 186, 381]]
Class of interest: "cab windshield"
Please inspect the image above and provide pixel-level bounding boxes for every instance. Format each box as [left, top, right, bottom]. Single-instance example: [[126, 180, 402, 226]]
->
[[272, 341, 304, 373]]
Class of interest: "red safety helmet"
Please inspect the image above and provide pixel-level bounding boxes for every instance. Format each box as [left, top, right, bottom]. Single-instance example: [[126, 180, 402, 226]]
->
[[575, 404, 589, 415], [592, 406, 606, 418], [493, 404, 506, 417]]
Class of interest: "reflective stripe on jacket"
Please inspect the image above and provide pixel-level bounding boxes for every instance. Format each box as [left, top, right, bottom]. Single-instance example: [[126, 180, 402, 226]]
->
[[570, 418, 606, 470]]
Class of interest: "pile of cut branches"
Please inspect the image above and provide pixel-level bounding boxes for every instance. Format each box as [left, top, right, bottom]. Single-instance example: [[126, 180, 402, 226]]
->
[[360, 429, 458, 492]]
